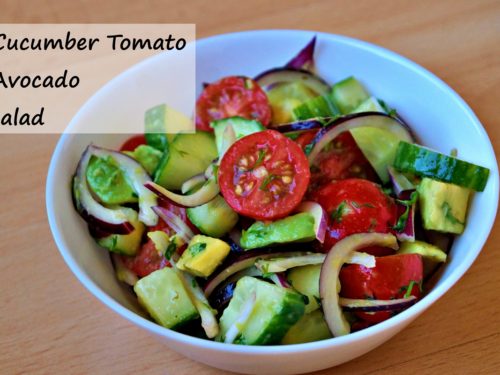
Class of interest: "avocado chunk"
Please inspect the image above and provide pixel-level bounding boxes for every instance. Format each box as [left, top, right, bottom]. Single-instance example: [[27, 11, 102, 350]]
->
[[134, 267, 199, 329], [287, 264, 322, 313], [124, 144, 163, 175], [211, 117, 265, 156], [186, 195, 239, 238], [218, 277, 305, 345], [145, 104, 192, 151], [86, 155, 138, 205], [154, 132, 218, 191], [399, 240, 447, 276], [418, 178, 471, 234], [96, 211, 145, 256], [281, 309, 332, 344], [176, 235, 230, 277], [240, 212, 316, 250]]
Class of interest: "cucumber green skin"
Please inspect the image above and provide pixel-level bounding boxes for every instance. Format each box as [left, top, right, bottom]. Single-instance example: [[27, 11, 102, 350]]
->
[[219, 277, 305, 345], [154, 132, 218, 191], [186, 195, 238, 238], [394, 142, 490, 192], [134, 268, 199, 329], [240, 213, 316, 250], [281, 309, 332, 344], [211, 117, 265, 155], [293, 94, 340, 120], [330, 76, 370, 114]]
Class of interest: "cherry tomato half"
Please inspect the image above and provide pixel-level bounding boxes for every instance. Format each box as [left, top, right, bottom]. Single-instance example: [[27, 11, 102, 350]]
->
[[340, 253, 423, 323], [196, 76, 272, 131], [218, 130, 310, 220], [312, 178, 397, 252], [119, 134, 147, 152]]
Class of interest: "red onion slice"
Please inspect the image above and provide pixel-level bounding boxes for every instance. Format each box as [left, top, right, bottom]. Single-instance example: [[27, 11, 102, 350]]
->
[[320, 233, 398, 337], [204, 251, 306, 297], [152, 206, 194, 243], [388, 166, 415, 196], [307, 113, 414, 166], [254, 251, 375, 274], [145, 177, 219, 208], [285, 36, 317, 70], [274, 118, 326, 134], [339, 296, 417, 312], [394, 190, 417, 242], [254, 68, 330, 96], [181, 173, 206, 194], [296, 201, 327, 243], [268, 272, 292, 288]]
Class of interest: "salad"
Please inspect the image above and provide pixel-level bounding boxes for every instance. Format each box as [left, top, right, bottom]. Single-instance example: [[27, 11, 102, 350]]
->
[[72, 37, 490, 345]]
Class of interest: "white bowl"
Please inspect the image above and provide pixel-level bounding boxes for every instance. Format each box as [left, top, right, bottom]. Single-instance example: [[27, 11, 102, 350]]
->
[[46, 30, 499, 374]]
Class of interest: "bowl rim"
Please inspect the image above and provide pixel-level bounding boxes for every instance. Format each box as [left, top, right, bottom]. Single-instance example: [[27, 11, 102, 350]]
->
[[46, 29, 499, 355]]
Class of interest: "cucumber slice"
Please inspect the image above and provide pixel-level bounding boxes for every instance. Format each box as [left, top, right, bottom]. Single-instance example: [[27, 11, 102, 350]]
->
[[267, 82, 318, 124], [351, 96, 385, 114], [154, 132, 218, 190], [134, 268, 199, 329], [292, 94, 340, 120], [218, 276, 305, 345], [145, 104, 192, 151], [330, 76, 370, 114], [349, 118, 414, 183], [393, 142, 490, 191], [287, 264, 321, 313], [281, 310, 332, 344], [186, 195, 238, 238], [211, 117, 265, 156]]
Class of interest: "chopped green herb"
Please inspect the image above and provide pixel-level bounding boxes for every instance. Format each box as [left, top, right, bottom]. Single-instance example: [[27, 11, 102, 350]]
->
[[304, 142, 314, 156], [254, 149, 267, 168], [259, 174, 278, 191], [188, 242, 207, 256], [403, 280, 416, 298], [164, 242, 177, 260], [191, 278, 197, 288], [301, 295, 310, 305], [331, 200, 350, 223], [377, 99, 398, 117]]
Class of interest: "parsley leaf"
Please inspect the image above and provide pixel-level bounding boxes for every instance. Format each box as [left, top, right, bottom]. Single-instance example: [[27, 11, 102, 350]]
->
[[188, 242, 207, 256]]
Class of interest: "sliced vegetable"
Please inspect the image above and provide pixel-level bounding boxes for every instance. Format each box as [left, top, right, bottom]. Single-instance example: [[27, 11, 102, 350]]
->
[[218, 130, 310, 221], [399, 240, 447, 276], [293, 94, 340, 120], [312, 179, 397, 252], [187, 195, 238, 238], [295, 201, 328, 243], [393, 190, 417, 242], [154, 132, 218, 191], [180, 173, 206, 194], [418, 177, 471, 234], [339, 296, 417, 312], [218, 276, 305, 345], [330, 76, 370, 114], [203, 251, 306, 297], [145, 104, 191, 150], [211, 117, 265, 156], [319, 233, 398, 337], [123, 144, 163, 175], [285, 36, 316, 70], [111, 253, 139, 286], [255, 68, 330, 96], [196, 76, 271, 131], [267, 81, 319, 124], [152, 206, 194, 244], [145, 177, 220, 208], [393, 141, 490, 192], [89, 145, 158, 226], [281, 309, 332, 344], [72, 146, 136, 234], [388, 166, 415, 196]]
